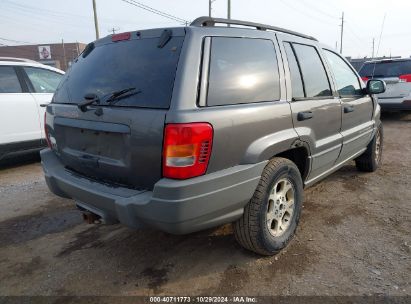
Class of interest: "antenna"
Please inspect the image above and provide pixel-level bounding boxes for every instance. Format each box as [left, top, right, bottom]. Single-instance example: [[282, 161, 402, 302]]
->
[[109, 27, 121, 35], [339, 12, 344, 54], [372, 13, 387, 78]]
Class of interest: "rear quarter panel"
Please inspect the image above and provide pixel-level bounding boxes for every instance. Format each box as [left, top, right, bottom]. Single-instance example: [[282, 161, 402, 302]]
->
[[166, 103, 298, 172], [168, 27, 299, 173]]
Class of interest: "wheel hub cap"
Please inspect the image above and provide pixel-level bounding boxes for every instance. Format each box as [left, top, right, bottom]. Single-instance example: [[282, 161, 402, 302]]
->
[[266, 178, 295, 237]]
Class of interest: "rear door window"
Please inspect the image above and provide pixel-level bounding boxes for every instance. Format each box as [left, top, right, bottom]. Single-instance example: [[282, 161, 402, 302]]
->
[[292, 44, 332, 98], [324, 50, 362, 96], [24, 67, 63, 93], [284, 42, 305, 99], [53, 36, 184, 109], [0, 66, 22, 93], [207, 37, 280, 106], [359, 60, 411, 77]]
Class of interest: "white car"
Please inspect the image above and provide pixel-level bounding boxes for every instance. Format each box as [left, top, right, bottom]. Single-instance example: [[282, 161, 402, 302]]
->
[[0, 57, 64, 160]]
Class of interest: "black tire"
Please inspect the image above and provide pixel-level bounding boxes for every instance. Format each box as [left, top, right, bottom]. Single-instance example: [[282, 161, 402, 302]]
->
[[355, 124, 383, 172], [233, 157, 303, 256]]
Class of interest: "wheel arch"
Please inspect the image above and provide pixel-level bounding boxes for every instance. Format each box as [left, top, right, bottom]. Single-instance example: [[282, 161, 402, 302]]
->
[[274, 145, 311, 182]]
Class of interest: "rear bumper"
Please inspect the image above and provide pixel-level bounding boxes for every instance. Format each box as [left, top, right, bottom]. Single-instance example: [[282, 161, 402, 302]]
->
[[41, 149, 266, 234], [378, 98, 411, 110]]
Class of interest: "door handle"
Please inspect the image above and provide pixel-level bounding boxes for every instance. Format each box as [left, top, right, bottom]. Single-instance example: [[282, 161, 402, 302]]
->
[[297, 111, 313, 121], [344, 105, 355, 113]]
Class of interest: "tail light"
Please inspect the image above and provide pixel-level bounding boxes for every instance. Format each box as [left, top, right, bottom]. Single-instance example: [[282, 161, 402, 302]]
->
[[361, 77, 369, 82], [44, 111, 52, 148], [399, 74, 411, 82], [163, 123, 213, 179]]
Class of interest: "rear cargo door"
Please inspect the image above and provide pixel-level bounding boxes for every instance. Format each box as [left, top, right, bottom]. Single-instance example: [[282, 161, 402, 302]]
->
[[46, 29, 185, 190], [48, 105, 167, 190]]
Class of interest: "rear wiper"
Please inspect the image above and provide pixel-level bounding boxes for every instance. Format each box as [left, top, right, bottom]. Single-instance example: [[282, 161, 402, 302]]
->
[[78, 93, 100, 112], [78, 88, 141, 111], [105, 87, 141, 104]]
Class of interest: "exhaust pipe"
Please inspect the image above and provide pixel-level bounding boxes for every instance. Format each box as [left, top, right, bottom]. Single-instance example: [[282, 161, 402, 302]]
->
[[76, 202, 117, 225], [82, 211, 101, 224]]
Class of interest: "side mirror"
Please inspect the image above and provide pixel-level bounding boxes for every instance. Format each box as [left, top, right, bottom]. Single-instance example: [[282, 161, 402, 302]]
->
[[367, 79, 386, 95]]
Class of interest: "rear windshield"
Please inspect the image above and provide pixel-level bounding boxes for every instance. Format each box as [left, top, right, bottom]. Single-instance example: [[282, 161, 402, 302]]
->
[[359, 60, 411, 77], [53, 35, 184, 109]]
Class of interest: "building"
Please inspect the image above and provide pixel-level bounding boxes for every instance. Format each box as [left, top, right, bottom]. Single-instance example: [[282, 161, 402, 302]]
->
[[0, 42, 87, 71], [347, 56, 402, 72]]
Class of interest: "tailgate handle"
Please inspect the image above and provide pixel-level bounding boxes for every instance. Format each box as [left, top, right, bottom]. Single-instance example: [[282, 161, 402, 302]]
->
[[297, 111, 313, 121], [80, 155, 99, 169], [344, 105, 355, 113]]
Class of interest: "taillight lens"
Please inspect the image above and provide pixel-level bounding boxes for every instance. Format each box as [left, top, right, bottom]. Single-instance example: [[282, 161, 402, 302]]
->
[[399, 74, 411, 82], [163, 123, 213, 179], [44, 111, 52, 148], [361, 77, 369, 82]]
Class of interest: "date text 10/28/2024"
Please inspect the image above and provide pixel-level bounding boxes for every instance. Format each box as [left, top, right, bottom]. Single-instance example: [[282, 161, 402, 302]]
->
[[149, 297, 258, 303]]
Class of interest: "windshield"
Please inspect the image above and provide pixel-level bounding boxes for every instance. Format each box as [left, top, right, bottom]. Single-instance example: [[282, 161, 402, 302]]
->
[[359, 60, 411, 77], [53, 35, 184, 108]]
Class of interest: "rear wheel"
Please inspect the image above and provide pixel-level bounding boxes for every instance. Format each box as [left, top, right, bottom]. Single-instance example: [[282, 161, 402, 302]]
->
[[355, 124, 383, 172], [233, 158, 303, 255]]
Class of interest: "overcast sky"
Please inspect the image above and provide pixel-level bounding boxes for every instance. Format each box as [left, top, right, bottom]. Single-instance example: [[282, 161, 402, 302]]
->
[[0, 0, 410, 58]]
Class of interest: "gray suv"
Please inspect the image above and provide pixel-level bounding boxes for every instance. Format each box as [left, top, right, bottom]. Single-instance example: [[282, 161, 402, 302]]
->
[[41, 17, 386, 255], [359, 58, 411, 110]]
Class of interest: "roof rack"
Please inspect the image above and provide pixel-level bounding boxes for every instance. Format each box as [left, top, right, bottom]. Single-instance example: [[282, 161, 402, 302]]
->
[[0, 57, 38, 63], [366, 57, 408, 63], [190, 17, 318, 41]]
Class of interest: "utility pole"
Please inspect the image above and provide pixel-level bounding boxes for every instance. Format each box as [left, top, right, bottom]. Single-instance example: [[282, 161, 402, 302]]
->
[[208, 0, 216, 17], [339, 12, 344, 54], [372, 38, 375, 59], [227, 0, 231, 27], [61, 39, 67, 71], [92, 0, 100, 39]]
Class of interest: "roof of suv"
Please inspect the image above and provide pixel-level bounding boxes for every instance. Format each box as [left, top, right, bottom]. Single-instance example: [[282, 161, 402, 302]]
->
[[92, 17, 318, 50], [190, 17, 318, 41], [0, 57, 64, 74]]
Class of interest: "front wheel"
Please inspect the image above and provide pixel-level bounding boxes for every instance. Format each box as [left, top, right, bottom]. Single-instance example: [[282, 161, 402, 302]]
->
[[355, 124, 383, 172], [233, 158, 303, 256]]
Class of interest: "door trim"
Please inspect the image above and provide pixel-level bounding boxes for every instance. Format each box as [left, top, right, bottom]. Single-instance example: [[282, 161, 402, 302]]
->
[[305, 147, 366, 187]]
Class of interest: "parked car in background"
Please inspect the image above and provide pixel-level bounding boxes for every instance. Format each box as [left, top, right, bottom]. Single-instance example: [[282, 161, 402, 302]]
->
[[0, 57, 64, 160], [41, 17, 385, 255], [359, 58, 411, 111]]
